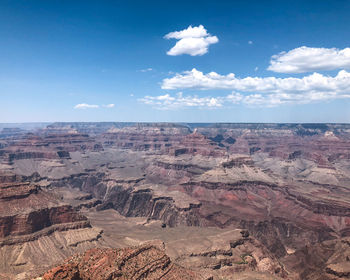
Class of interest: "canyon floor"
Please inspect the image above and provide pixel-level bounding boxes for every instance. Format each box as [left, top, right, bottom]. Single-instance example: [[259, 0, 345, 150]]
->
[[1, 122, 350, 279]]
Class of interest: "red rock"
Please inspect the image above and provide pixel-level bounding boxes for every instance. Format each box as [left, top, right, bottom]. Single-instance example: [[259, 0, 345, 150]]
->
[[41, 245, 207, 280], [0, 173, 89, 239]]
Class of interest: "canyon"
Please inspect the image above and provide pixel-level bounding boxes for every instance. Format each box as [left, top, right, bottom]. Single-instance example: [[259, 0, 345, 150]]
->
[[1, 122, 350, 279]]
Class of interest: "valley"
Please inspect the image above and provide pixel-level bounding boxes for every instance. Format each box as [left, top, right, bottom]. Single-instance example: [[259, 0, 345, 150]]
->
[[1, 122, 350, 279]]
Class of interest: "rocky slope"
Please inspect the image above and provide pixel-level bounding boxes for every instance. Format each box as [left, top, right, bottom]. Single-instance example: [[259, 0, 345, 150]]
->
[[0, 172, 107, 279]]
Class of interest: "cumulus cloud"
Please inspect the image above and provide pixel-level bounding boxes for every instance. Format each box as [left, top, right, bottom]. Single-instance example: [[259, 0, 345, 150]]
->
[[74, 103, 99, 109], [164, 25, 218, 56], [162, 68, 350, 92], [138, 92, 223, 109], [157, 68, 350, 107], [268, 46, 350, 73]]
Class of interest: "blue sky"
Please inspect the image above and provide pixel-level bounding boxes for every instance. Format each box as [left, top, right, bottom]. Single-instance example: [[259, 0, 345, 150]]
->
[[1, 0, 350, 123]]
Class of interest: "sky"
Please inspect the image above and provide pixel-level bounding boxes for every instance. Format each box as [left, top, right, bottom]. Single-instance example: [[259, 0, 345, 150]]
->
[[1, 0, 350, 123]]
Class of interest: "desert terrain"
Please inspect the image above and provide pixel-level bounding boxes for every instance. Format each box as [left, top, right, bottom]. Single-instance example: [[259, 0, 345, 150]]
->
[[1, 122, 350, 279]]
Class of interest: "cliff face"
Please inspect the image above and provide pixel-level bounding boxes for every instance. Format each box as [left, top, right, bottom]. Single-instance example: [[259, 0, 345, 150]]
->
[[101, 188, 202, 227], [0, 173, 107, 280], [52, 174, 202, 227], [0, 205, 88, 239], [0, 174, 89, 239], [0, 133, 99, 164]]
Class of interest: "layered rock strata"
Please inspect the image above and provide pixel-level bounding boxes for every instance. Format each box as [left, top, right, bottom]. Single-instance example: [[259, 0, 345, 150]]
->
[[39, 244, 208, 280]]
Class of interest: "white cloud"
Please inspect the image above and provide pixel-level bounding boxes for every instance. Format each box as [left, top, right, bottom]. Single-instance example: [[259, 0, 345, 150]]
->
[[140, 88, 350, 109], [138, 92, 224, 109], [164, 25, 208, 39], [248, 40, 253, 45], [164, 25, 218, 56], [74, 103, 115, 109], [158, 68, 350, 107], [74, 103, 99, 109], [103, 104, 115, 108], [139, 68, 153, 72], [268, 46, 350, 73], [162, 68, 350, 92]]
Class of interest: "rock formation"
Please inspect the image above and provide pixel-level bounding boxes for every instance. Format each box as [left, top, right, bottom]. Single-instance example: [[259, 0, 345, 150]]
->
[[1, 122, 350, 279], [39, 244, 208, 280]]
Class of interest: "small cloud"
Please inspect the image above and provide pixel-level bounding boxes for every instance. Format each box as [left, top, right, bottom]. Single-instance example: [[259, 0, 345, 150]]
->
[[102, 104, 115, 108], [74, 103, 99, 109], [130, 93, 134, 97], [139, 68, 153, 72], [164, 25, 218, 56], [248, 40, 253, 45], [254, 67, 258, 71]]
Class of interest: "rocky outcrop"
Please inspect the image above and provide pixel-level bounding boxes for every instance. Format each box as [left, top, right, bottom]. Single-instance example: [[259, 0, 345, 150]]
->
[[326, 263, 350, 278], [0, 175, 89, 239], [100, 124, 227, 157], [51, 173, 202, 227], [40, 244, 207, 280], [0, 205, 88, 238], [167, 229, 287, 279], [0, 133, 101, 164], [0, 173, 108, 280], [101, 123, 191, 152], [96, 186, 201, 227], [8, 152, 58, 162], [169, 132, 226, 157]]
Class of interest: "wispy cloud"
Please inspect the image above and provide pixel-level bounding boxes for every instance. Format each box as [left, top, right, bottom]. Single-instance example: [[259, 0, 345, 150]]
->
[[74, 103, 99, 109], [139, 93, 223, 109], [74, 103, 115, 109], [139, 68, 153, 72], [248, 40, 253, 45], [102, 104, 115, 108], [268, 46, 350, 73], [164, 25, 218, 56]]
